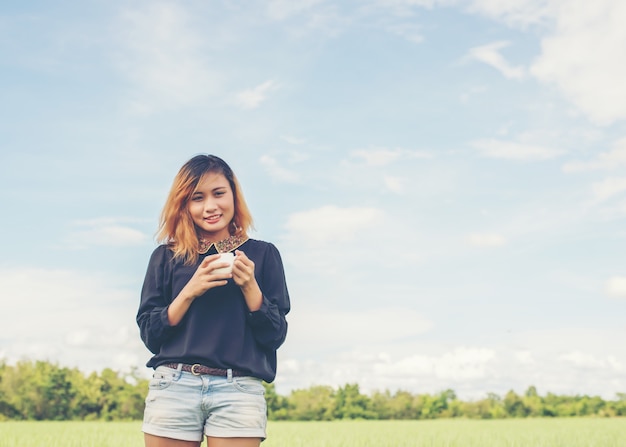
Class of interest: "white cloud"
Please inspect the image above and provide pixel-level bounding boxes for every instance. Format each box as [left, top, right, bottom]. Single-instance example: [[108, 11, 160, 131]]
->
[[267, 0, 327, 20], [384, 175, 405, 193], [563, 138, 626, 172], [67, 217, 148, 248], [277, 327, 626, 398], [377, 347, 497, 380], [465, 0, 550, 27], [377, 0, 626, 126], [281, 205, 402, 277], [284, 205, 383, 245], [607, 356, 624, 371], [385, 22, 425, 43], [351, 148, 433, 166], [374, 0, 548, 26], [515, 350, 535, 365], [385, 0, 626, 123], [0, 268, 145, 373], [276, 346, 498, 396], [235, 80, 278, 110], [280, 204, 426, 291], [289, 307, 433, 346], [375, 0, 457, 14], [65, 330, 91, 347], [280, 135, 306, 145], [559, 351, 610, 370], [591, 177, 626, 202], [260, 155, 301, 183], [472, 138, 565, 161], [114, 2, 221, 113], [605, 276, 626, 298], [465, 41, 526, 80], [459, 85, 487, 103], [529, 0, 626, 125], [467, 233, 506, 247]]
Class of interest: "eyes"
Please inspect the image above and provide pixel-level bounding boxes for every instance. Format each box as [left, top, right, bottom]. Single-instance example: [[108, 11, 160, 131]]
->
[[191, 189, 228, 202]]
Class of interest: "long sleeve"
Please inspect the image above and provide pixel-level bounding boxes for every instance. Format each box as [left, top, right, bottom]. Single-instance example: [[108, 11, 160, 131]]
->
[[136, 245, 178, 354], [247, 243, 290, 350]]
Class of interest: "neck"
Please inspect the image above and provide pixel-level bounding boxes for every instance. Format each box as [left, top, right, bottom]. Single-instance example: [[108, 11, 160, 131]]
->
[[198, 232, 231, 243]]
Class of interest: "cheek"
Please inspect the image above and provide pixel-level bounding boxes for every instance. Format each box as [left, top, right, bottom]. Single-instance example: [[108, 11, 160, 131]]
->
[[222, 197, 235, 211], [188, 202, 202, 217]]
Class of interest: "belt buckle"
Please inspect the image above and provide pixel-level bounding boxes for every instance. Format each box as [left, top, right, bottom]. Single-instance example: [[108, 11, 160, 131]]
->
[[190, 364, 203, 375]]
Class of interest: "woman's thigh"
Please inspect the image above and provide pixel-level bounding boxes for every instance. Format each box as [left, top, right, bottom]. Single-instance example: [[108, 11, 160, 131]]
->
[[144, 433, 201, 447], [206, 437, 261, 447]]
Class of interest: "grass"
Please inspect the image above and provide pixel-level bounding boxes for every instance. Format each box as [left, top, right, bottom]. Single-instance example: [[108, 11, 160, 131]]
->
[[0, 418, 624, 446], [264, 419, 626, 447], [0, 421, 143, 447]]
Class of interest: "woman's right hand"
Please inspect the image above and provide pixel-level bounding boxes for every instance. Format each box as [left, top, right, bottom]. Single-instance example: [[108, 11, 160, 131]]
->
[[181, 254, 232, 299], [168, 255, 231, 326]]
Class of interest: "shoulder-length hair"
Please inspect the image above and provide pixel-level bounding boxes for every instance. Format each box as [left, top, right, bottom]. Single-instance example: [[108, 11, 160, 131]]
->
[[157, 154, 254, 265]]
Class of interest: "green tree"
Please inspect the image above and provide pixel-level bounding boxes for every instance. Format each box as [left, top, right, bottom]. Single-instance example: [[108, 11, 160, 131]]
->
[[42, 365, 76, 420], [0, 361, 20, 420], [369, 390, 392, 419], [503, 390, 528, 417], [97, 368, 146, 420], [334, 383, 376, 420], [426, 389, 457, 418], [3, 357, 626, 421], [287, 385, 335, 420], [522, 386, 544, 417], [613, 393, 626, 416], [463, 393, 506, 419], [264, 382, 289, 420], [387, 390, 418, 419]]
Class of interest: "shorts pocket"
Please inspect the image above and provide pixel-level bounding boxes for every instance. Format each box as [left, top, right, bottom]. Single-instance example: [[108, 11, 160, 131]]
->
[[148, 371, 174, 391], [232, 377, 265, 395]]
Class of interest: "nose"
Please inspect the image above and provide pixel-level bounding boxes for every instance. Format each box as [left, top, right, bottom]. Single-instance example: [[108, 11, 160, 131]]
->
[[203, 198, 218, 213]]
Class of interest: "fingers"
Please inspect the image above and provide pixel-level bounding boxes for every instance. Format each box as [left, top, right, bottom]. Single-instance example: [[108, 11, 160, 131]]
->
[[207, 260, 232, 273], [207, 279, 229, 288], [201, 255, 233, 275], [232, 260, 251, 277], [201, 253, 221, 267], [190, 255, 233, 295], [196, 252, 258, 291], [234, 250, 253, 269], [232, 251, 257, 287]]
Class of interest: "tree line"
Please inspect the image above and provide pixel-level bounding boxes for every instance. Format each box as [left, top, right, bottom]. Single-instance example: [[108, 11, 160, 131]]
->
[[1, 360, 625, 421]]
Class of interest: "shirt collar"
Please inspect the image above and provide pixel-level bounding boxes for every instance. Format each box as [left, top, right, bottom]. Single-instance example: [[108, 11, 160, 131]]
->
[[198, 233, 249, 254]]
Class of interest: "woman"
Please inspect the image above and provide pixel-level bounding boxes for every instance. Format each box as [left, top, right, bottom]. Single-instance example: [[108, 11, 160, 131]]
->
[[137, 154, 290, 447]]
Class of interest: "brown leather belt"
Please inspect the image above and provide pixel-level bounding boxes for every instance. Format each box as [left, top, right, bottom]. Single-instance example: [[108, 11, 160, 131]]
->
[[163, 363, 247, 377]]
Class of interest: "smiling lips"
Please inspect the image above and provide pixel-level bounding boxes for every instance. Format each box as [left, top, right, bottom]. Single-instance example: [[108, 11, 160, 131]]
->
[[204, 214, 222, 224]]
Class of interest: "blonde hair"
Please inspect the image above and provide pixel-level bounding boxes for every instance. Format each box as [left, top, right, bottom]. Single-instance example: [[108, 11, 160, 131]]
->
[[157, 155, 254, 264]]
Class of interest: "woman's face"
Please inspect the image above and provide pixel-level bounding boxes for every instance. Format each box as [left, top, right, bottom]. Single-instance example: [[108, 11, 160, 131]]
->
[[188, 172, 235, 241]]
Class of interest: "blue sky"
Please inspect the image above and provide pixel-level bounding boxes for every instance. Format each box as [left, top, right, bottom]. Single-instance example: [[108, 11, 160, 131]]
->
[[2, 0, 626, 399]]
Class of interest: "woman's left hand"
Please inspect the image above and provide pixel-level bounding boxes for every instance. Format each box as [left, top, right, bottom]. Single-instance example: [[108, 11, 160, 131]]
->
[[232, 250, 256, 288], [233, 250, 263, 311]]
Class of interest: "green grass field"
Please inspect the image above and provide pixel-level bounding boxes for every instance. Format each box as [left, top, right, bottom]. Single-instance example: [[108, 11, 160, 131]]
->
[[0, 419, 624, 446]]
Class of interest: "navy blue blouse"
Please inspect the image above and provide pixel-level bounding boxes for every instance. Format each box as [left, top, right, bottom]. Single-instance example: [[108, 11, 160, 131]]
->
[[137, 237, 290, 383]]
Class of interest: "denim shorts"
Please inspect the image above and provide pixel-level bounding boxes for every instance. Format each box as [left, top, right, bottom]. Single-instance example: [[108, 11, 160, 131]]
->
[[142, 364, 267, 442]]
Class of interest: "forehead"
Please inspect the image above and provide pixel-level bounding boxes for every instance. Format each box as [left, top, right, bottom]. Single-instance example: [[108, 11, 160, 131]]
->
[[195, 171, 230, 191]]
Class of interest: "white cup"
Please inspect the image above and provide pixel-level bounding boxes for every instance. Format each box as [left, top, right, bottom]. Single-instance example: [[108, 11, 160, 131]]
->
[[212, 252, 234, 274]]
